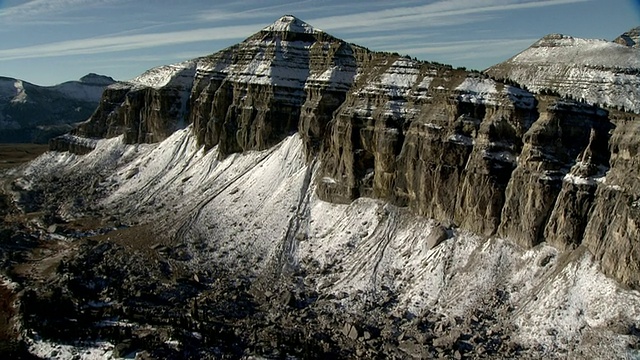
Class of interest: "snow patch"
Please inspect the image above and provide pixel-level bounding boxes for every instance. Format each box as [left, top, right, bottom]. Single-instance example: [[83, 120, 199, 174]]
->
[[11, 80, 27, 103], [122, 61, 197, 89], [263, 15, 320, 34], [28, 339, 117, 360]]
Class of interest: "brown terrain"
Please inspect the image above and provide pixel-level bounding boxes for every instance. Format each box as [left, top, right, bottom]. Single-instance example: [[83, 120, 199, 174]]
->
[[0, 144, 49, 359], [0, 144, 49, 170]]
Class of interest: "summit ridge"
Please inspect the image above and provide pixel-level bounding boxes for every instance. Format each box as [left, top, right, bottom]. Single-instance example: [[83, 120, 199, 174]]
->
[[262, 14, 320, 34]]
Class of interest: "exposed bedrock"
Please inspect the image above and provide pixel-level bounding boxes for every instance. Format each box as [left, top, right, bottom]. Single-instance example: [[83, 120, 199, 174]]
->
[[49, 16, 640, 288]]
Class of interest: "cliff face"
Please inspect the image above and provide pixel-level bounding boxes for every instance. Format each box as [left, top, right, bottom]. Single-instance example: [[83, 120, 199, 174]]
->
[[55, 16, 640, 288], [73, 64, 195, 144]]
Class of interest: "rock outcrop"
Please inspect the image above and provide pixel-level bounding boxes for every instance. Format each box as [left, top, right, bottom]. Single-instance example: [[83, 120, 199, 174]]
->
[[614, 26, 640, 48], [52, 16, 640, 289]]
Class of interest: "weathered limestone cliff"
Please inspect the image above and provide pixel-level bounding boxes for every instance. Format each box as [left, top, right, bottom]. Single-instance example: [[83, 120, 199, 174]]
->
[[71, 63, 195, 145], [51, 16, 640, 288]]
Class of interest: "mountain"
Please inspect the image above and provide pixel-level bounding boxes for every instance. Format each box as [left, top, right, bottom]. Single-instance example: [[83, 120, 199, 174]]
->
[[485, 27, 640, 113], [7, 16, 640, 358], [0, 73, 115, 143]]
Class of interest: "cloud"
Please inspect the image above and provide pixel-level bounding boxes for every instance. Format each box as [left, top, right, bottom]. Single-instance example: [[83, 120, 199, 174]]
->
[[0, 24, 258, 61], [0, 0, 119, 18], [0, 0, 590, 63], [393, 38, 538, 56], [309, 0, 592, 33], [196, 0, 316, 22]]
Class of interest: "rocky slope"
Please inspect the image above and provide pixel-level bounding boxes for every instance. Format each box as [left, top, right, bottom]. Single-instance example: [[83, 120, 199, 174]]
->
[[0, 74, 115, 143], [10, 127, 640, 359], [486, 27, 640, 113], [8, 15, 640, 358]]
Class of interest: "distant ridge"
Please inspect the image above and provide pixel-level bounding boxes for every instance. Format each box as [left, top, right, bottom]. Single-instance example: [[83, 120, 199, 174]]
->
[[0, 74, 115, 143], [486, 26, 640, 113]]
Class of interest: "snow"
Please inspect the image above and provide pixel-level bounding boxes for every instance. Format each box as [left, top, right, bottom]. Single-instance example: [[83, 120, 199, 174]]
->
[[19, 127, 640, 358], [262, 15, 320, 34], [447, 134, 474, 146], [455, 77, 497, 105], [520, 35, 640, 68], [562, 162, 608, 186], [306, 65, 356, 91], [489, 34, 640, 113], [482, 149, 516, 163], [564, 173, 595, 186], [456, 76, 496, 94], [122, 61, 197, 89], [363, 59, 420, 98], [454, 76, 536, 109], [217, 39, 311, 89], [10, 80, 27, 103], [28, 339, 118, 360]]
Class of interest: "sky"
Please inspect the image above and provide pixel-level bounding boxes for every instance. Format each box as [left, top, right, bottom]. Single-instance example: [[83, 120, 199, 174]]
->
[[0, 0, 638, 86]]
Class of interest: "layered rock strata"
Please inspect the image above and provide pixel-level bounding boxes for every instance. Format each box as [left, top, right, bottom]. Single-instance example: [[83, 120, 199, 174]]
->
[[52, 16, 640, 288]]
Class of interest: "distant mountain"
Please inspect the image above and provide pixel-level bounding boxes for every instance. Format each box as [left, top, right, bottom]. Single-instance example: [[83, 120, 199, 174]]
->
[[0, 73, 115, 143], [486, 27, 640, 113]]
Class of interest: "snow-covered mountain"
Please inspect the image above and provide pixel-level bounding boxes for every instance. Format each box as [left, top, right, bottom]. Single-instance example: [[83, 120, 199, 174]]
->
[[486, 27, 640, 113], [5, 16, 640, 358], [0, 73, 115, 143]]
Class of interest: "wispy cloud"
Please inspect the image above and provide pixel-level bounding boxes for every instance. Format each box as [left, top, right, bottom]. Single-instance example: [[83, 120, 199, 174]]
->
[[0, 24, 258, 61], [394, 38, 537, 55], [0, 0, 120, 18], [85, 51, 211, 64], [196, 0, 316, 22], [0, 0, 591, 63], [309, 0, 592, 33]]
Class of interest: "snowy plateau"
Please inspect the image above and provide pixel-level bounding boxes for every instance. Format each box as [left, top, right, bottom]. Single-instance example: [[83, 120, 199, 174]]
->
[[2, 15, 640, 360]]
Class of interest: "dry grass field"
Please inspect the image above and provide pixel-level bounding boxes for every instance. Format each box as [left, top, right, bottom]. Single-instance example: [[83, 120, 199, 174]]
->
[[0, 144, 49, 171]]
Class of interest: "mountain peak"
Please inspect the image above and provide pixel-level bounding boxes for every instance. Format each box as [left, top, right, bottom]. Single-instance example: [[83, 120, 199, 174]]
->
[[262, 15, 320, 34], [79, 73, 116, 85]]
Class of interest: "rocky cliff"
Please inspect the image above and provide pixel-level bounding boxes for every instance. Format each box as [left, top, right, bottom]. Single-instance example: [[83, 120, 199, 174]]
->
[[0, 74, 115, 143], [54, 16, 640, 289]]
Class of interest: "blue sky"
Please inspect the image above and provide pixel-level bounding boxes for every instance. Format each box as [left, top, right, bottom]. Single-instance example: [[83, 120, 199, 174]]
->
[[0, 0, 638, 85]]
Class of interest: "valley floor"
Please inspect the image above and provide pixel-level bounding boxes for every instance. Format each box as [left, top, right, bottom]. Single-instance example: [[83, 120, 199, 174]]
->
[[0, 144, 49, 170]]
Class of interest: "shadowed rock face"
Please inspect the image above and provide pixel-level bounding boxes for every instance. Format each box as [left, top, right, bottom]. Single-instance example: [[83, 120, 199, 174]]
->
[[52, 16, 640, 289], [614, 26, 640, 48]]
